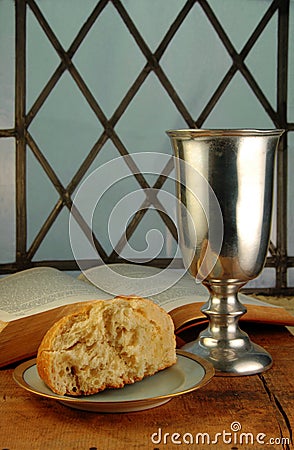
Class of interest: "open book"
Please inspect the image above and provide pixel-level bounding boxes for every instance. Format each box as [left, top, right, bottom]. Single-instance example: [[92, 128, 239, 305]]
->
[[1, 264, 293, 367]]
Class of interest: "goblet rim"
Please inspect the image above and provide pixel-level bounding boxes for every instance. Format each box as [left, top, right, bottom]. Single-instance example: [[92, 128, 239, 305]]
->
[[166, 128, 284, 138]]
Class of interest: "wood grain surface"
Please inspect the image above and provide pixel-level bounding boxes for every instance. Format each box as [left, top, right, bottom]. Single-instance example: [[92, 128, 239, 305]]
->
[[0, 324, 293, 450]]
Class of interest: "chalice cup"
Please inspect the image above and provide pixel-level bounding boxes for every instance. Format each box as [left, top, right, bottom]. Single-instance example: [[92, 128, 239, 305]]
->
[[167, 129, 284, 375]]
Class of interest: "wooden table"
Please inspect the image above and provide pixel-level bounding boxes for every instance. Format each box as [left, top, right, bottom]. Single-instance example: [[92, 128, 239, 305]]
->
[[0, 324, 293, 450]]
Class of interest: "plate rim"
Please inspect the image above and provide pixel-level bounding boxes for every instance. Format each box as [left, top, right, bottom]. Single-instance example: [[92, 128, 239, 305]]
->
[[13, 350, 214, 407]]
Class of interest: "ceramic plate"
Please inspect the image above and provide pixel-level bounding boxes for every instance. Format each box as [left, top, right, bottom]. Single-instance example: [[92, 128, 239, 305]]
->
[[13, 350, 214, 412]]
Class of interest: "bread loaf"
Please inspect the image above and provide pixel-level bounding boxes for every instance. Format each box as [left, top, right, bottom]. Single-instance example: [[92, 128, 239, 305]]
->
[[36, 296, 176, 396]]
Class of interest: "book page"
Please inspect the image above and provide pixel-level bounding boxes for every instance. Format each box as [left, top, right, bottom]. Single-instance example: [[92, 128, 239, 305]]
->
[[0, 264, 274, 322], [81, 264, 271, 312], [81, 264, 208, 310], [0, 267, 112, 321]]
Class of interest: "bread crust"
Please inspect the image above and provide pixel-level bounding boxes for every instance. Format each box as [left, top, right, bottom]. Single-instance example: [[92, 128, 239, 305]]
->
[[37, 301, 100, 391], [37, 296, 176, 396]]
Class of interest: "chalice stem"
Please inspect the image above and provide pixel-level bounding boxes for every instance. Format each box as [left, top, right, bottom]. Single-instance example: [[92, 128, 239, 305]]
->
[[200, 283, 248, 350], [183, 282, 272, 375]]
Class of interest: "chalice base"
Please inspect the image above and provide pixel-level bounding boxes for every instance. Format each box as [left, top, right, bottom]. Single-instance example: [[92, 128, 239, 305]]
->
[[182, 284, 273, 376], [182, 338, 273, 376]]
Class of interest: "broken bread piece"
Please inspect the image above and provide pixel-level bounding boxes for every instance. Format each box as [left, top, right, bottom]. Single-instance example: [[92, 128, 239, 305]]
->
[[36, 296, 176, 396]]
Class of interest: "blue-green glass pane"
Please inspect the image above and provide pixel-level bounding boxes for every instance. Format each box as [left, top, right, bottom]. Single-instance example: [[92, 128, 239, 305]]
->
[[73, 2, 145, 118], [161, 3, 231, 120], [245, 13, 277, 110], [0, 0, 14, 128], [116, 72, 186, 158], [26, 6, 60, 111], [122, 208, 178, 261], [288, 132, 294, 256], [0, 139, 15, 263], [123, 0, 187, 52], [204, 72, 275, 128], [28, 71, 102, 186], [209, 0, 270, 52], [34, 0, 96, 50], [27, 147, 59, 250], [289, 1, 294, 122], [91, 168, 143, 256], [247, 268, 276, 289], [288, 268, 294, 287], [32, 208, 75, 261]]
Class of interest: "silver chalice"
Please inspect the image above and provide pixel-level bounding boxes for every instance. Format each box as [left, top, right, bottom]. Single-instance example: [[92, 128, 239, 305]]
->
[[167, 129, 284, 375]]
